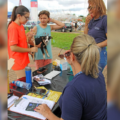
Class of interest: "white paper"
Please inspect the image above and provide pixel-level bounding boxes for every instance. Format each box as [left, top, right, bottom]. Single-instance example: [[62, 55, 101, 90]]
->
[[33, 74, 51, 85], [44, 70, 61, 79], [60, 60, 68, 71], [9, 95, 55, 120], [8, 95, 19, 108]]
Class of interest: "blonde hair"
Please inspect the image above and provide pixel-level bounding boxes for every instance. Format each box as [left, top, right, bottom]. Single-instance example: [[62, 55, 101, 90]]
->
[[88, 0, 107, 16], [71, 34, 100, 78]]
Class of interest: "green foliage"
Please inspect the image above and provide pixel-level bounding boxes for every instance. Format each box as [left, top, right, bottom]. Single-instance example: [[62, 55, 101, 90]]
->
[[25, 27, 30, 33], [82, 17, 86, 22], [79, 15, 84, 17], [51, 32, 80, 50]]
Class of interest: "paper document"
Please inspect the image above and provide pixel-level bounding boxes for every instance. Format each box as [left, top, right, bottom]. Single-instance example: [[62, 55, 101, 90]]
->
[[28, 86, 62, 103], [9, 95, 55, 120], [44, 70, 61, 79], [33, 74, 51, 85], [8, 95, 19, 108]]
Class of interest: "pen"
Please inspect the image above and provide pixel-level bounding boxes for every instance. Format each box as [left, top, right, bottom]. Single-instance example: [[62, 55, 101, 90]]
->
[[42, 90, 50, 99], [14, 98, 23, 107]]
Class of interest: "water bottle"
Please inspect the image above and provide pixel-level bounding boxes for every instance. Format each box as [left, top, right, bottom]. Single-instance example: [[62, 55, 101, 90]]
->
[[25, 67, 32, 86], [12, 81, 31, 90]]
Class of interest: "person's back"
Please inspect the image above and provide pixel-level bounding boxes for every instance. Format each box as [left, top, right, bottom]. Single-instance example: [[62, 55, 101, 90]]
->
[[59, 72, 107, 120], [34, 34, 107, 120]]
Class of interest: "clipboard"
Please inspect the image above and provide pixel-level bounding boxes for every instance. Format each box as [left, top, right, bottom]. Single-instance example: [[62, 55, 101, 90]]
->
[[8, 95, 55, 120]]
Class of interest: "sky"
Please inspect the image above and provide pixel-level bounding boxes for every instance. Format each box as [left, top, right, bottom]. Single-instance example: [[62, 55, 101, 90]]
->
[[8, 0, 107, 17]]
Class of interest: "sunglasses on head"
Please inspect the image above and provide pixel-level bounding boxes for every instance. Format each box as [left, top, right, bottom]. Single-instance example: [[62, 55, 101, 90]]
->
[[87, 6, 96, 10], [58, 51, 71, 59]]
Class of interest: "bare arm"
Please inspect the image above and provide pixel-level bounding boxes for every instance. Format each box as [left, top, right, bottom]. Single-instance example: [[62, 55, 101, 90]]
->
[[47, 112, 63, 120], [10, 45, 38, 53], [84, 25, 89, 34], [97, 34, 107, 47], [50, 18, 65, 30], [97, 40, 107, 47], [84, 15, 92, 34], [35, 104, 63, 120]]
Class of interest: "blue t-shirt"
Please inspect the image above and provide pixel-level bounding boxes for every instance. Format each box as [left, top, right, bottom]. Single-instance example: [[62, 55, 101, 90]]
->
[[59, 72, 107, 120], [88, 15, 107, 44], [34, 25, 52, 60], [107, 104, 120, 120]]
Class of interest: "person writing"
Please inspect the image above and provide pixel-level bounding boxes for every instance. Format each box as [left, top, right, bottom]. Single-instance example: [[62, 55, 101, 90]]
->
[[35, 34, 107, 120], [8, 5, 38, 79]]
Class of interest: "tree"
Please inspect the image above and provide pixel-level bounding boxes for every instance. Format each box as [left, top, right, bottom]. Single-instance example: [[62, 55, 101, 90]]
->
[[79, 15, 84, 18]]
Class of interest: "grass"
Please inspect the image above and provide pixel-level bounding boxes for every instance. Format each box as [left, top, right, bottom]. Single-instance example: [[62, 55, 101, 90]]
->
[[25, 29, 81, 50], [51, 32, 80, 50], [25, 27, 30, 33]]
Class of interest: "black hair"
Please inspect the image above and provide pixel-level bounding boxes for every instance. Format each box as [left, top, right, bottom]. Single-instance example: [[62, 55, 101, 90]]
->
[[8, 5, 29, 27]]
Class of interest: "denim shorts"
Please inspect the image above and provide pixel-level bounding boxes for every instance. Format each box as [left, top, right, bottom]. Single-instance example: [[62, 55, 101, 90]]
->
[[99, 47, 107, 72]]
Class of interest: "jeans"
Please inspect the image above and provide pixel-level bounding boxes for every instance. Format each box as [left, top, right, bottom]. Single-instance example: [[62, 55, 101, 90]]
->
[[99, 47, 107, 72]]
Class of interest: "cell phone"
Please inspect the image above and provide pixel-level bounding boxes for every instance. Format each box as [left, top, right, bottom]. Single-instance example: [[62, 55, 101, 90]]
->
[[26, 102, 41, 112], [8, 93, 13, 99]]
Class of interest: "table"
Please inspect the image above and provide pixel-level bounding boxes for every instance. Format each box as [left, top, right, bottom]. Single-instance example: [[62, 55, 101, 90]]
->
[[8, 63, 73, 120]]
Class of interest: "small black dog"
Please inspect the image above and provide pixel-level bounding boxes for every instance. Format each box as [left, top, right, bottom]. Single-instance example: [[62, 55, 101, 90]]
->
[[30, 35, 53, 59]]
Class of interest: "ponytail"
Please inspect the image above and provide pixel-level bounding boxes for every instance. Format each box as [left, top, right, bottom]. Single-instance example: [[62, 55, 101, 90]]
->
[[8, 5, 29, 27], [71, 34, 100, 78], [8, 6, 18, 27]]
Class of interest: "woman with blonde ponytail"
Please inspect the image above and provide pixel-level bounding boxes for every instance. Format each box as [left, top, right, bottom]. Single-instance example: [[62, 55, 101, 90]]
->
[[70, 34, 100, 78], [34, 34, 107, 120]]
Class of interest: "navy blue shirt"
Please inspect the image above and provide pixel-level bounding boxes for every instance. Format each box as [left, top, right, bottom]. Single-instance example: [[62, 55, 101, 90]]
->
[[88, 15, 107, 44], [107, 104, 120, 120], [59, 72, 107, 120]]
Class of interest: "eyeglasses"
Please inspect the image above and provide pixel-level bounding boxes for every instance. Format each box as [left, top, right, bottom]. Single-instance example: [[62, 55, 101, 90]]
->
[[58, 48, 71, 59], [24, 16, 30, 20], [87, 6, 96, 10]]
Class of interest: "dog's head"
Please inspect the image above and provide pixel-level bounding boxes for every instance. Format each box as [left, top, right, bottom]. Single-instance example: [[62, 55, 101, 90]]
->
[[42, 36, 53, 44]]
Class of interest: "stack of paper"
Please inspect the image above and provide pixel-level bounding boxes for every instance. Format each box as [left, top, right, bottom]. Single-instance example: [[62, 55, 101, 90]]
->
[[44, 70, 61, 79], [9, 95, 55, 120]]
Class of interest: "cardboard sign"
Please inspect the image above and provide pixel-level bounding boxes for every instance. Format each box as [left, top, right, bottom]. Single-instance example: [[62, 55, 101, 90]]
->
[[8, 58, 15, 70]]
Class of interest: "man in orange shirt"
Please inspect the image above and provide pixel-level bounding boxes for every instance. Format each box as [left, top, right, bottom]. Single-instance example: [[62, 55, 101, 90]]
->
[[8, 5, 38, 79]]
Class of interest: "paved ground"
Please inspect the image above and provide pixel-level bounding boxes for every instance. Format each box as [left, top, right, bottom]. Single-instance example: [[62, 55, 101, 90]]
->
[[9, 46, 66, 82]]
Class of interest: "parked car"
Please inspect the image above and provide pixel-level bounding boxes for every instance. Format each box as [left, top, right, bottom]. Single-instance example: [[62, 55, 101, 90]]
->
[[78, 21, 85, 27], [24, 21, 37, 30], [55, 22, 73, 32]]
